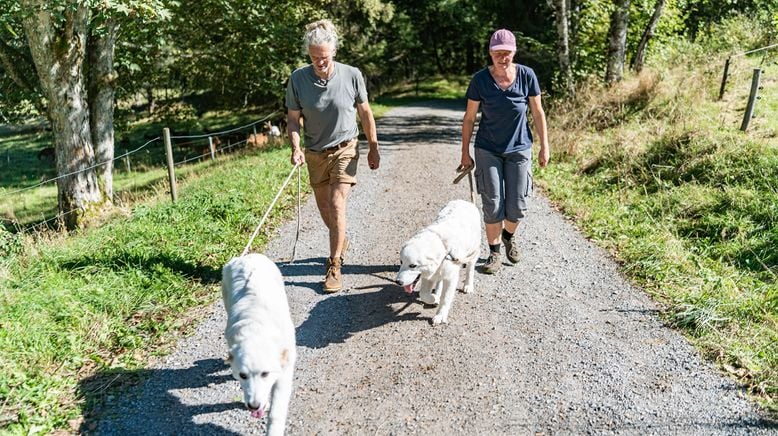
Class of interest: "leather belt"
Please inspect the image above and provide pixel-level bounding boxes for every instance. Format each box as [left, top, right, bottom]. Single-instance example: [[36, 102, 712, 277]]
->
[[323, 139, 355, 153]]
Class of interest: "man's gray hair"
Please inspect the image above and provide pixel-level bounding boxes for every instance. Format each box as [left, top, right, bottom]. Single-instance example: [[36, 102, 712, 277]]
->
[[303, 19, 339, 52]]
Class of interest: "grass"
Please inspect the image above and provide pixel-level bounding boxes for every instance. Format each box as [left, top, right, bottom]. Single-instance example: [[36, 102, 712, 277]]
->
[[0, 75, 464, 434], [0, 106, 279, 229], [539, 38, 778, 413], [0, 143, 310, 434]]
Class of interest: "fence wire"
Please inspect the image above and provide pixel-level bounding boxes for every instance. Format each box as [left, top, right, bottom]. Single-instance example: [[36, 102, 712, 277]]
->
[[1, 111, 283, 232], [719, 51, 777, 132]]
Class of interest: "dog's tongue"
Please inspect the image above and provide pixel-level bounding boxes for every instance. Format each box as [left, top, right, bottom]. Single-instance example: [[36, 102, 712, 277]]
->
[[251, 408, 265, 419], [403, 284, 414, 294]]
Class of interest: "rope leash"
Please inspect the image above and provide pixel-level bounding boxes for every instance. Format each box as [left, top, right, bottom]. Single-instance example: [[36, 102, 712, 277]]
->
[[241, 163, 302, 257], [453, 165, 476, 204], [290, 165, 302, 263]]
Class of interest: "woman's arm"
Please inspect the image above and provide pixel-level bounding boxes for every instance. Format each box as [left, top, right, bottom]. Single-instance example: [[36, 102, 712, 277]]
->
[[528, 95, 549, 167], [460, 99, 480, 169]]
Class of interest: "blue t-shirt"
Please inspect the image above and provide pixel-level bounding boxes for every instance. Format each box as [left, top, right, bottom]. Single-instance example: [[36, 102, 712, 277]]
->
[[465, 64, 540, 153]]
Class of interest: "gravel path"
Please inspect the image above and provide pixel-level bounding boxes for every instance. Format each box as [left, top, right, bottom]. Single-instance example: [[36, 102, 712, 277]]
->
[[94, 100, 776, 435]]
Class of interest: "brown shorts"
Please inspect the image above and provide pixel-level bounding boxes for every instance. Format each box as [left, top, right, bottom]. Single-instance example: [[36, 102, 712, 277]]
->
[[305, 138, 359, 188]]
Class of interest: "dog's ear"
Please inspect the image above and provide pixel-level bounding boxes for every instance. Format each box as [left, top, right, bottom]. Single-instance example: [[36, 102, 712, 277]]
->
[[280, 348, 290, 367]]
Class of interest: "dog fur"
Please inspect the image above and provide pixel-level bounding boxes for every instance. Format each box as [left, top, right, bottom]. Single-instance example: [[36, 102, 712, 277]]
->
[[395, 199, 482, 325], [222, 253, 296, 435]]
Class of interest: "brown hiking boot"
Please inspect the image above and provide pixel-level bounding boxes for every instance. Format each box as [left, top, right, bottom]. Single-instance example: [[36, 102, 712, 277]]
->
[[323, 257, 343, 293], [502, 233, 520, 264], [482, 252, 502, 274]]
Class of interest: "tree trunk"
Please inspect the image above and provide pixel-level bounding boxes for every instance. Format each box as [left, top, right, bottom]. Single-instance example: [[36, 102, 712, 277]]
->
[[0, 38, 39, 93], [552, 0, 574, 95], [22, 0, 104, 230], [569, 0, 579, 68], [147, 87, 157, 115], [605, 0, 631, 85], [88, 18, 119, 202], [631, 0, 666, 72]]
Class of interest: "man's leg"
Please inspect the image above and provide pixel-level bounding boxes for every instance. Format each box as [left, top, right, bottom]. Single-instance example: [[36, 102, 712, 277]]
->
[[312, 184, 333, 231], [328, 182, 352, 260]]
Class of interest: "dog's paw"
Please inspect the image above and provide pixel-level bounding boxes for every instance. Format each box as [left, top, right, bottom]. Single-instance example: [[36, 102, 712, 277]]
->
[[431, 314, 447, 325], [462, 284, 474, 294]]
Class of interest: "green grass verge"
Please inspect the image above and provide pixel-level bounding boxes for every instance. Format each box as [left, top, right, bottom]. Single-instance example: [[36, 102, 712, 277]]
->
[[0, 145, 309, 434], [541, 55, 777, 413]]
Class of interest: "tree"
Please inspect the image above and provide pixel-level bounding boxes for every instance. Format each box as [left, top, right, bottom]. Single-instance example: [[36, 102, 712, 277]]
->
[[21, 0, 104, 229], [605, 0, 631, 84], [631, 0, 665, 72], [10, 0, 168, 229], [551, 0, 574, 95]]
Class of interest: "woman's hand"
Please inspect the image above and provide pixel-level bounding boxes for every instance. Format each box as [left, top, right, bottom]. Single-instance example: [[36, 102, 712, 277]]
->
[[459, 153, 474, 171]]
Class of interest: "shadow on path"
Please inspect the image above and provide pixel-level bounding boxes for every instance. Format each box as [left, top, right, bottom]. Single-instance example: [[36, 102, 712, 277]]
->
[[81, 359, 243, 435], [296, 283, 424, 349]]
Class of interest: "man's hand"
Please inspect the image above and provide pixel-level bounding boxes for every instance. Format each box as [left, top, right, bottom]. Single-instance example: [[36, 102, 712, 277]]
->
[[367, 147, 380, 170], [291, 147, 305, 166]]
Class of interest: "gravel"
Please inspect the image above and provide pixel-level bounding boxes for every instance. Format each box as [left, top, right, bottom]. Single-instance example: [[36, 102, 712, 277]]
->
[[94, 100, 776, 435]]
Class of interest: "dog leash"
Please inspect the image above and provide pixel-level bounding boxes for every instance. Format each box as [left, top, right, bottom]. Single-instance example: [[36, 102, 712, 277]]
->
[[241, 163, 302, 258], [453, 165, 476, 204]]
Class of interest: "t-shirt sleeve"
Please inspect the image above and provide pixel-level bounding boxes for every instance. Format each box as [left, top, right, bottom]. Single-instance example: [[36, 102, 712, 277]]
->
[[527, 67, 541, 97], [465, 76, 481, 101], [355, 69, 368, 104], [285, 74, 301, 111]]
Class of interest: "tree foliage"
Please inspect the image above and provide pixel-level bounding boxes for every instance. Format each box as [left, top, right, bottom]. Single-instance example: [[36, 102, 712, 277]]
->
[[2, 0, 778, 227]]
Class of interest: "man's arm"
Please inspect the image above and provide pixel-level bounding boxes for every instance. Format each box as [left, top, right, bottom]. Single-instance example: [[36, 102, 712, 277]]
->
[[288, 109, 304, 166], [356, 101, 380, 170]]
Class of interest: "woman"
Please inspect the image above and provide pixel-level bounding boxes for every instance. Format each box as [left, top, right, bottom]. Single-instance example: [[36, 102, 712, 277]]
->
[[286, 19, 381, 292], [461, 28, 550, 274]]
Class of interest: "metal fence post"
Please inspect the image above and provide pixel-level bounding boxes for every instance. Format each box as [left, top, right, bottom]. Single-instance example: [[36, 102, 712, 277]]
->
[[718, 56, 731, 100], [208, 136, 215, 160], [163, 127, 178, 201], [740, 68, 762, 132]]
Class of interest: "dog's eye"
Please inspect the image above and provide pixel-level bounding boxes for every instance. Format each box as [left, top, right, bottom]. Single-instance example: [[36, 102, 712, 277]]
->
[[260, 371, 269, 378], [239, 372, 248, 380], [409, 264, 418, 268]]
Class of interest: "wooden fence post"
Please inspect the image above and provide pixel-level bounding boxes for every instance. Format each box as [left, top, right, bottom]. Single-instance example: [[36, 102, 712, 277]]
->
[[718, 56, 731, 100], [123, 149, 131, 173], [163, 127, 178, 202], [740, 68, 762, 132]]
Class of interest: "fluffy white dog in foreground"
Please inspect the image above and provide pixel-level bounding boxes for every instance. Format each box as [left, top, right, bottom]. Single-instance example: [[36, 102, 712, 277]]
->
[[396, 199, 482, 325], [222, 253, 296, 436]]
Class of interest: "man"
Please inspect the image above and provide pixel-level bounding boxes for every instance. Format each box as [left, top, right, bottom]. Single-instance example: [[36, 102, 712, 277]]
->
[[286, 19, 380, 293]]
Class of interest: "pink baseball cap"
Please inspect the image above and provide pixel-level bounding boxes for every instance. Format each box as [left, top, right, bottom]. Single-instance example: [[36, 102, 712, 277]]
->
[[489, 29, 516, 52]]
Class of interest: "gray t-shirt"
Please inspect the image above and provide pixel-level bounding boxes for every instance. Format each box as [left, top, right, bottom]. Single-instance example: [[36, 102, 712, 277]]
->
[[285, 62, 368, 151]]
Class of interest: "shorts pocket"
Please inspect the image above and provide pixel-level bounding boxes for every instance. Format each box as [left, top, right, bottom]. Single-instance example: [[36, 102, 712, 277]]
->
[[525, 171, 533, 197]]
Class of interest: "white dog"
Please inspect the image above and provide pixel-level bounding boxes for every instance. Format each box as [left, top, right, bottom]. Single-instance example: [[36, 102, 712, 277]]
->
[[222, 253, 296, 436], [396, 199, 481, 325]]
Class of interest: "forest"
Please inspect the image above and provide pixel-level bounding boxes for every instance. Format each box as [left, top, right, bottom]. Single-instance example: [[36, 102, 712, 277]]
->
[[1, 0, 777, 228]]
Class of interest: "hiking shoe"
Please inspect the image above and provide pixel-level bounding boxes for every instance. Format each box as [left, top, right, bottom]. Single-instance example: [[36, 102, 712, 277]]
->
[[483, 252, 502, 274], [323, 257, 343, 293], [502, 232, 520, 264]]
